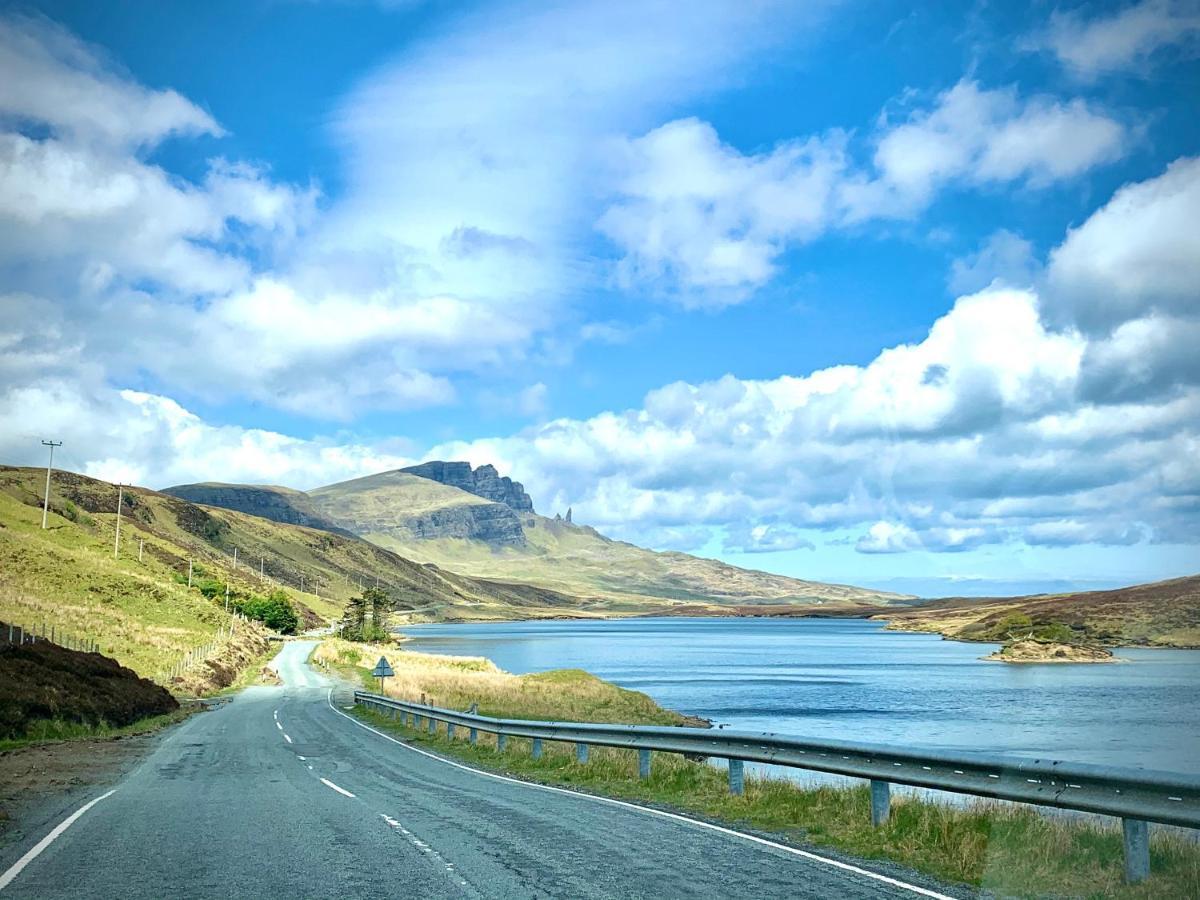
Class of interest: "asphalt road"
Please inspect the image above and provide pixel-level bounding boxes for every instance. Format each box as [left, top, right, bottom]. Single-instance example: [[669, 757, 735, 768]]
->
[[0, 643, 961, 899]]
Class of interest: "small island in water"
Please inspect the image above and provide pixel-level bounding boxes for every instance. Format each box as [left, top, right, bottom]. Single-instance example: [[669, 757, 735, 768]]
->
[[983, 638, 1118, 664]]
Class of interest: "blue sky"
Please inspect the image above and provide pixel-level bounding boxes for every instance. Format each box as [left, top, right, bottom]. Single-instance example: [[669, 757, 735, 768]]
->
[[1, 0, 1198, 595]]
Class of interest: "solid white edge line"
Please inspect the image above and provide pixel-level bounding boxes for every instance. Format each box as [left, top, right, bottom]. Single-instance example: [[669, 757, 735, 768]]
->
[[325, 691, 957, 900], [319, 777, 356, 799], [0, 789, 118, 892]]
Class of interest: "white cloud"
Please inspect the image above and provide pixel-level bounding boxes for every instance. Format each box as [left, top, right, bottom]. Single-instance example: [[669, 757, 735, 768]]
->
[[1033, 0, 1200, 79], [601, 81, 1126, 300], [949, 229, 1039, 295], [0, 16, 221, 147], [0, 379, 414, 489], [1045, 156, 1200, 333], [856, 521, 921, 554], [429, 284, 1194, 553], [3, 279, 1193, 560], [0, 4, 835, 417], [854, 82, 1127, 216], [725, 523, 816, 554], [598, 118, 849, 305]]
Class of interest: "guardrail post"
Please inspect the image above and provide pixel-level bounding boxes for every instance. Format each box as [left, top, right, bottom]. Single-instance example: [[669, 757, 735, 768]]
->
[[497, 733, 507, 752], [413, 714, 422, 729], [1122, 818, 1150, 884], [469, 727, 478, 745], [447, 723, 456, 738], [639, 749, 651, 779], [576, 743, 589, 763], [532, 738, 543, 760], [427, 716, 436, 735], [870, 779, 891, 826], [728, 759, 744, 795]]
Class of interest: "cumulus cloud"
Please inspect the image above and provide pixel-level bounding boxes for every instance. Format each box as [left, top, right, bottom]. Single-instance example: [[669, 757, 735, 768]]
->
[[1032, 0, 1200, 79], [724, 523, 816, 554], [0, 4, 835, 417], [0, 16, 221, 147], [1045, 156, 1200, 333], [429, 282, 1195, 553], [0, 378, 414, 489], [4, 278, 1194, 558], [856, 521, 921, 554], [601, 81, 1126, 301]]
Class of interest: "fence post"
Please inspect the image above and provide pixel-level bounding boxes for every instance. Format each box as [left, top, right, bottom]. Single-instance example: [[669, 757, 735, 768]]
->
[[728, 758, 744, 795], [870, 779, 891, 826], [532, 738, 543, 760], [497, 733, 507, 752], [1122, 818, 1150, 884], [576, 743, 589, 763]]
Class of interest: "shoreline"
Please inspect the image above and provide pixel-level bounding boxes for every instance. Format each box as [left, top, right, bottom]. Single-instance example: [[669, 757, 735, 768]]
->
[[398, 611, 1200, 655]]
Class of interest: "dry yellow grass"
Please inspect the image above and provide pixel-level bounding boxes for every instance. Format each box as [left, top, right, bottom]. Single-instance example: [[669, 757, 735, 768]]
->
[[315, 638, 688, 724]]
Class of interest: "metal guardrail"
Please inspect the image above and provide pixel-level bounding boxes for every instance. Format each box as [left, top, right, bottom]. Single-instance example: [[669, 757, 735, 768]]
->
[[355, 690, 1200, 884]]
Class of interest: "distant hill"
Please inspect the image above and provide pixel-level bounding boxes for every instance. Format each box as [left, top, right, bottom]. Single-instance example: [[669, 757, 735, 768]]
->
[[0, 466, 586, 681], [874, 575, 1200, 649], [168, 461, 911, 611]]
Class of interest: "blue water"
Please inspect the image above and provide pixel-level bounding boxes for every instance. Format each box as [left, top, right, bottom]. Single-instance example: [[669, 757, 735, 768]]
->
[[401, 617, 1200, 774]]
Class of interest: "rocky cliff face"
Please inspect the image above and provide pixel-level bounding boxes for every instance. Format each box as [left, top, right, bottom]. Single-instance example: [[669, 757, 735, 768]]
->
[[401, 462, 534, 513], [394, 502, 525, 545], [162, 484, 353, 537]]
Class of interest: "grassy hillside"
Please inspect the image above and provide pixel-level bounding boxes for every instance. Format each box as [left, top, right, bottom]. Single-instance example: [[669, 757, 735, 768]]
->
[[0, 467, 588, 673], [874, 575, 1200, 649], [310, 471, 492, 520], [304, 471, 910, 610]]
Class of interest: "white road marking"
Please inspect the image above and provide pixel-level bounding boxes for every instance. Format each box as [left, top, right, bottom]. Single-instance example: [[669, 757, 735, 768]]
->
[[284, 733, 293, 744], [297, 755, 307, 760], [275, 721, 283, 731], [0, 789, 118, 891], [307, 765, 313, 770], [380, 815, 469, 888], [328, 692, 956, 900], [320, 777, 356, 799]]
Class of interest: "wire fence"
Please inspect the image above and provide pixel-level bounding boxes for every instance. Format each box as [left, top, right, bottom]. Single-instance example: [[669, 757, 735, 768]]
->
[[1, 618, 100, 654]]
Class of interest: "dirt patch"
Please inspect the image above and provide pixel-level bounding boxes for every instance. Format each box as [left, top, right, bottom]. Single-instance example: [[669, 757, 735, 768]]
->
[[167, 624, 272, 695], [0, 625, 178, 739], [0, 726, 168, 856]]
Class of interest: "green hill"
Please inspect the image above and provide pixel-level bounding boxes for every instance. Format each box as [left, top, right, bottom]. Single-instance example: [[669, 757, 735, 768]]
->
[[0, 466, 584, 681], [874, 575, 1200, 649], [168, 463, 911, 612]]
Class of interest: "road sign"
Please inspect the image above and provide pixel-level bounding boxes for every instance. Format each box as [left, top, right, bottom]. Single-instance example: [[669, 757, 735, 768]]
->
[[371, 656, 395, 695]]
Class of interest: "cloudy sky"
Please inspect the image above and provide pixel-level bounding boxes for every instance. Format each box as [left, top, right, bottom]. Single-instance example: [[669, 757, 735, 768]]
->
[[1, 0, 1197, 595]]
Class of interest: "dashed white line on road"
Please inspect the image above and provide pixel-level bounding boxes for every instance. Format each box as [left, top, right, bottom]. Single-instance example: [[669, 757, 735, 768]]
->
[[329, 692, 956, 900], [275, 721, 283, 731], [0, 790, 118, 891], [319, 778, 355, 798], [284, 733, 293, 744], [381, 815, 469, 888]]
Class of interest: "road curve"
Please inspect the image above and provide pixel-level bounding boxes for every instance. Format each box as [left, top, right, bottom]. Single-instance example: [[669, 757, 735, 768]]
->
[[0, 643, 961, 899]]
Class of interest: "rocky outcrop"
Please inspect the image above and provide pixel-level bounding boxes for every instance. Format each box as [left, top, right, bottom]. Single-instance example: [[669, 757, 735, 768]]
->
[[364, 501, 525, 546], [162, 484, 354, 537], [401, 461, 534, 513], [983, 640, 1118, 664]]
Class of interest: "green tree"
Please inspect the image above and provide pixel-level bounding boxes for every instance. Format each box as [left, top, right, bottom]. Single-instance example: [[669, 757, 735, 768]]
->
[[338, 587, 393, 642]]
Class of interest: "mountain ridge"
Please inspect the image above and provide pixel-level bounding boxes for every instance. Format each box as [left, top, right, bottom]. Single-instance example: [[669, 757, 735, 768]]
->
[[166, 461, 913, 610]]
